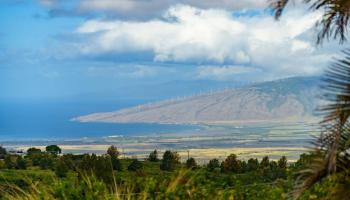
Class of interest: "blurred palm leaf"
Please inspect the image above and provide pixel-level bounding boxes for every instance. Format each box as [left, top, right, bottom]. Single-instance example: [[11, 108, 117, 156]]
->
[[271, 1, 350, 198], [291, 50, 350, 199], [271, 0, 350, 44]]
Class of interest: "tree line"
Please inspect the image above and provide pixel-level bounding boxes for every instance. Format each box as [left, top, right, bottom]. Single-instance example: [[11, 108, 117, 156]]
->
[[0, 145, 292, 184]]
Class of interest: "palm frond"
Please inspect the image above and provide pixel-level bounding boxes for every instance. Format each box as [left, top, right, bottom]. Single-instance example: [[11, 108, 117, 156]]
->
[[271, 0, 350, 44], [270, 0, 290, 19], [292, 49, 350, 199], [292, 150, 327, 199], [321, 49, 350, 124]]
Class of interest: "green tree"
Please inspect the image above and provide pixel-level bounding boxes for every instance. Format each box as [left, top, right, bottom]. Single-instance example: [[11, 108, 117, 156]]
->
[[247, 158, 259, 171], [107, 145, 120, 158], [26, 147, 41, 156], [186, 157, 197, 169], [148, 150, 159, 162], [278, 156, 287, 169], [277, 156, 287, 178], [260, 156, 270, 169], [127, 159, 143, 171], [106, 146, 122, 171], [160, 150, 180, 171], [207, 158, 220, 172], [26, 147, 44, 167], [220, 154, 242, 173], [45, 145, 61, 155]]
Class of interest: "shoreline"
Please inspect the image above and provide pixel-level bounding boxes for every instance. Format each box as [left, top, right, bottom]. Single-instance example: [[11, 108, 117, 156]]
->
[[5, 144, 306, 163]]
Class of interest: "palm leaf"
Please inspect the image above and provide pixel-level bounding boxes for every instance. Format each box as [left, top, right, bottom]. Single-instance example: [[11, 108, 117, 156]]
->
[[271, 0, 350, 44], [291, 49, 350, 199]]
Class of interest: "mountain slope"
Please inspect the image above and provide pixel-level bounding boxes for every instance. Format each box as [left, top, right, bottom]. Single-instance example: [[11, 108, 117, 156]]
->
[[75, 77, 321, 124]]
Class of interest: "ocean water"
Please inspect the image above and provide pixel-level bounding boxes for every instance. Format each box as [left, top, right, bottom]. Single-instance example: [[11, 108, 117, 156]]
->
[[0, 100, 199, 140]]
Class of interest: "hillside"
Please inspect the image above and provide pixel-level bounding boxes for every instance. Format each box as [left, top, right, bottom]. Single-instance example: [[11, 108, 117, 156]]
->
[[74, 77, 321, 124]]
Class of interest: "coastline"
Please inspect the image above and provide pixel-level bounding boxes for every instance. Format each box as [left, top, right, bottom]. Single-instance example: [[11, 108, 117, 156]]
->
[[5, 144, 306, 163]]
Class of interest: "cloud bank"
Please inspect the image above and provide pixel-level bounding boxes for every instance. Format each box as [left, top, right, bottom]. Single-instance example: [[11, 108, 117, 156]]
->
[[74, 5, 334, 80]]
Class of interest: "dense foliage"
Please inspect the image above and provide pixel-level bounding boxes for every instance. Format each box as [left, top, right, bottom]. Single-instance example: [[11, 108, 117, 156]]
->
[[45, 145, 62, 155], [0, 145, 336, 199]]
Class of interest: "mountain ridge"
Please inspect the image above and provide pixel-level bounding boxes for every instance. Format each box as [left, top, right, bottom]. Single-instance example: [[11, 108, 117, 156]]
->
[[74, 76, 321, 124]]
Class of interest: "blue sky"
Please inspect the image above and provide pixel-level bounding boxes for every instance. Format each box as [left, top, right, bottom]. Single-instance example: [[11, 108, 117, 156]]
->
[[0, 0, 339, 102]]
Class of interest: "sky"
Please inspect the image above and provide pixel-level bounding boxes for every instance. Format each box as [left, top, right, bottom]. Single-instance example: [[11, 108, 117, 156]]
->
[[0, 0, 341, 102]]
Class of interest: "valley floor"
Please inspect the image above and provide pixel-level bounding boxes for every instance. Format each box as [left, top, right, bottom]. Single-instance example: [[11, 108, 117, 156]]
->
[[3, 122, 316, 162]]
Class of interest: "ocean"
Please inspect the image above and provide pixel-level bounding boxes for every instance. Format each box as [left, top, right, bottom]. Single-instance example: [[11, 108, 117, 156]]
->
[[0, 100, 199, 140]]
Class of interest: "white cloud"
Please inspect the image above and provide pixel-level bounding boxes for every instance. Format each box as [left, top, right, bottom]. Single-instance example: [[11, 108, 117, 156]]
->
[[75, 4, 337, 79]]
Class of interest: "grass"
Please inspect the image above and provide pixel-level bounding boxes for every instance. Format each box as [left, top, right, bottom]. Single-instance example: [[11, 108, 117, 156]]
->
[[0, 157, 331, 200], [0, 159, 289, 200]]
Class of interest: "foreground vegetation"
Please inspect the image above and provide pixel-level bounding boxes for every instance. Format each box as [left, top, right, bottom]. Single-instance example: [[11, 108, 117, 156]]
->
[[0, 145, 338, 199]]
